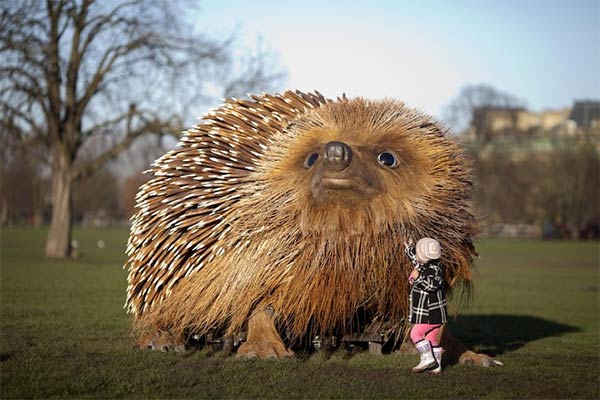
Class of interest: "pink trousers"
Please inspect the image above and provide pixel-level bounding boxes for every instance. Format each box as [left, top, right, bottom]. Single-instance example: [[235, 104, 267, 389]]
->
[[410, 323, 443, 346]]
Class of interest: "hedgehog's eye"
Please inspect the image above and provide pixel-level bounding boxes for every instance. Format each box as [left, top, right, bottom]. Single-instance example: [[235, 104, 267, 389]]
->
[[377, 151, 399, 168], [305, 152, 319, 168]]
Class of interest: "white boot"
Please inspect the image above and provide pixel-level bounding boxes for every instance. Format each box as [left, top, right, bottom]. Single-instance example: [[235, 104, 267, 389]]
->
[[412, 340, 437, 373], [430, 346, 443, 374]]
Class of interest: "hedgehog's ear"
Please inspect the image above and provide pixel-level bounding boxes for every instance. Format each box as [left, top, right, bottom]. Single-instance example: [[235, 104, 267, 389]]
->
[[419, 121, 446, 136], [419, 122, 436, 130]]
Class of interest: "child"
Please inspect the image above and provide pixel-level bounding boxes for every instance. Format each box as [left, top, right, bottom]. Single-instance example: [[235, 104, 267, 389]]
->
[[404, 237, 446, 374]]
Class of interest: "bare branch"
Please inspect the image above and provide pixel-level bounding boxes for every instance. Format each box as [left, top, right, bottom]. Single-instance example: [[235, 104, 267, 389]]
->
[[0, 107, 51, 155], [66, 0, 90, 112], [72, 108, 178, 181], [77, 33, 158, 113], [79, 1, 142, 56], [82, 112, 130, 138]]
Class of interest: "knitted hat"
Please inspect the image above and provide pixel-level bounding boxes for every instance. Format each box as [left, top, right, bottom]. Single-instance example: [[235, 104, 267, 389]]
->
[[416, 238, 441, 261]]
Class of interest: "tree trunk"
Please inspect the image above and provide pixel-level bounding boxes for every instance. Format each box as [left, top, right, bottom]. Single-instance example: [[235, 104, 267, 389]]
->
[[0, 196, 7, 225], [45, 150, 73, 258]]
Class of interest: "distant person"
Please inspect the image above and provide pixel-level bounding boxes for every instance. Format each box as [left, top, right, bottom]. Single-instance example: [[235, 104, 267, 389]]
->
[[404, 237, 446, 374]]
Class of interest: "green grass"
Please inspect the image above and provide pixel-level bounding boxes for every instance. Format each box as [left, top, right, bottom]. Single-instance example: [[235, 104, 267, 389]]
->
[[1, 228, 598, 399]]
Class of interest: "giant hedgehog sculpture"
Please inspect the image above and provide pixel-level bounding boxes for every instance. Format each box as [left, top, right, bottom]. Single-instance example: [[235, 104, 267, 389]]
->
[[126, 90, 497, 365]]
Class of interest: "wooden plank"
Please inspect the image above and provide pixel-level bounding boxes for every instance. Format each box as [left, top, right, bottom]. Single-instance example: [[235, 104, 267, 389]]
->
[[341, 333, 382, 343], [368, 341, 383, 355], [222, 337, 234, 354]]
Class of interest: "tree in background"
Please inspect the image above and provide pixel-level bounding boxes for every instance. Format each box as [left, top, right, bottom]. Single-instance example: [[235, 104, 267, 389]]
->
[[72, 165, 123, 225], [0, 128, 50, 225], [539, 136, 599, 238], [0, 0, 284, 258], [448, 84, 600, 239], [445, 83, 526, 140]]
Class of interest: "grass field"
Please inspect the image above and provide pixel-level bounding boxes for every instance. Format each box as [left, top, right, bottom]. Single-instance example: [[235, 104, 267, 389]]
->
[[1, 227, 598, 399]]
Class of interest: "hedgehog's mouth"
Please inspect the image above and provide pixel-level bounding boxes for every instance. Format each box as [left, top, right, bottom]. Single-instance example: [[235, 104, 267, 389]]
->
[[320, 177, 368, 192], [311, 172, 379, 199]]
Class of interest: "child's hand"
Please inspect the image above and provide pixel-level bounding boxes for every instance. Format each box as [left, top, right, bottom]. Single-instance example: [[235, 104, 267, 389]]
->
[[404, 238, 414, 248], [409, 268, 419, 283]]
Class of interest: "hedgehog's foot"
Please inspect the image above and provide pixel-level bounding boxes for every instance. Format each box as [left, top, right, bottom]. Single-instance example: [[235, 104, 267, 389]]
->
[[440, 327, 503, 367], [458, 350, 503, 367], [138, 331, 186, 353], [236, 309, 294, 359]]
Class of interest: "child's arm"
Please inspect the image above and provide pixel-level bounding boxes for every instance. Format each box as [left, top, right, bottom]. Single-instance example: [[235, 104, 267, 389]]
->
[[404, 239, 419, 269]]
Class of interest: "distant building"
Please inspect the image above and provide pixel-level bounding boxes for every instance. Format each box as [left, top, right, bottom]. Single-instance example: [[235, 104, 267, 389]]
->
[[470, 100, 600, 137], [472, 106, 524, 134], [568, 100, 600, 129], [471, 106, 573, 135]]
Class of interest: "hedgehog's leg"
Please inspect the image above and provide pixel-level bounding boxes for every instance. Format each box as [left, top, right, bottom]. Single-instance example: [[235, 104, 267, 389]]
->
[[439, 326, 503, 367], [138, 331, 186, 353], [236, 309, 294, 359]]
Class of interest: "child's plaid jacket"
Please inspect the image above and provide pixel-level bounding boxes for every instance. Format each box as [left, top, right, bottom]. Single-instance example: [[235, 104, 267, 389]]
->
[[405, 244, 448, 324]]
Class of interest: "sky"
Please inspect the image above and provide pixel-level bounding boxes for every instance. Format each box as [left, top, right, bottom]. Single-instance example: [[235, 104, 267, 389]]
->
[[196, 0, 600, 122]]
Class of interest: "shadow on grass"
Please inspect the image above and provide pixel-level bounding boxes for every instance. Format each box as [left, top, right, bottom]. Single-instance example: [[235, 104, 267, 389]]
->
[[448, 314, 579, 355]]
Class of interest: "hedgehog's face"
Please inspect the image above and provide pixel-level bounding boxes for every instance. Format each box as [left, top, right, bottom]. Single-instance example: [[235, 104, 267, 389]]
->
[[305, 140, 400, 202], [263, 101, 442, 235], [296, 131, 431, 208]]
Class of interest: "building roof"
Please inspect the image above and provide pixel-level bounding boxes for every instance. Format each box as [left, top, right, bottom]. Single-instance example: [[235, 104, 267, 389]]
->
[[568, 100, 600, 128]]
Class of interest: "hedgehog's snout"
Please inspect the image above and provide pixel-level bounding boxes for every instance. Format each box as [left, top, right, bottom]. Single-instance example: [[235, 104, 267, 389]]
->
[[309, 140, 380, 200], [323, 141, 352, 172]]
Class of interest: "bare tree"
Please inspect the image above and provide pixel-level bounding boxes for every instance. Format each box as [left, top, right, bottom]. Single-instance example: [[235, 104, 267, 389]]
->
[[445, 84, 526, 141], [541, 135, 600, 238], [73, 164, 122, 225], [0, 127, 49, 225], [0, 0, 284, 258], [468, 133, 599, 238]]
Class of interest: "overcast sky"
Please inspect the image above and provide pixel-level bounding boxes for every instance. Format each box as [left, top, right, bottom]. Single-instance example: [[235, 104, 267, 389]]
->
[[197, 0, 600, 122]]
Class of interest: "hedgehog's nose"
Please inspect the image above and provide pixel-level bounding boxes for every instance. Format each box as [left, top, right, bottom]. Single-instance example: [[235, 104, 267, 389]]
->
[[323, 141, 352, 171]]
